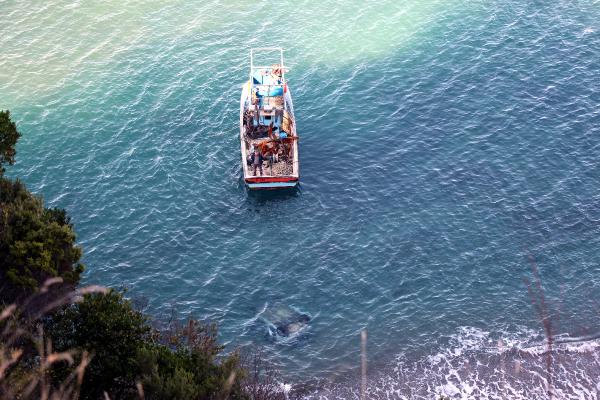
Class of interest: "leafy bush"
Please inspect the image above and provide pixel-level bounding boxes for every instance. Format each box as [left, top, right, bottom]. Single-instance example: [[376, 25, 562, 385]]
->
[[0, 178, 84, 303], [46, 291, 252, 400], [0, 110, 20, 177], [46, 290, 150, 399], [137, 340, 247, 400], [0, 110, 84, 304]]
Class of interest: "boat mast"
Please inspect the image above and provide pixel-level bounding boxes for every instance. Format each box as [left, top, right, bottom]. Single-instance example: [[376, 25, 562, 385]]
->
[[249, 49, 254, 91], [280, 48, 286, 112]]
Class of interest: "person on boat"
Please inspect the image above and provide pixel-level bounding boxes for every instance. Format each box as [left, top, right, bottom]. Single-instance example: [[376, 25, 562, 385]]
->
[[246, 145, 254, 165], [250, 148, 264, 176], [271, 64, 282, 78]]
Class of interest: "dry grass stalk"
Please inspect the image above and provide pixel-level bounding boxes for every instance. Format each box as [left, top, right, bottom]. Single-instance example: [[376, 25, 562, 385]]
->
[[524, 254, 555, 399], [0, 279, 105, 400], [360, 329, 367, 400], [241, 348, 289, 400]]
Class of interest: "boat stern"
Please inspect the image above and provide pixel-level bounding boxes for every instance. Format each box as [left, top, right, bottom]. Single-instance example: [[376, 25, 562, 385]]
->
[[245, 176, 299, 190]]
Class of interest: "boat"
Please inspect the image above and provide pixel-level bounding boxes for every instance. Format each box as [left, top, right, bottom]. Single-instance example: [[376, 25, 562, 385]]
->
[[239, 48, 299, 189]]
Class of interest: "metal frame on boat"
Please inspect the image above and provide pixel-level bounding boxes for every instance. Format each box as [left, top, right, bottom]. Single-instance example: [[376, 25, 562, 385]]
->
[[239, 48, 299, 189]]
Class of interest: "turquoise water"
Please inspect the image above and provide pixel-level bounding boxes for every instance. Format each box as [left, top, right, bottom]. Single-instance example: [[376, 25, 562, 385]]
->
[[2, 0, 600, 397]]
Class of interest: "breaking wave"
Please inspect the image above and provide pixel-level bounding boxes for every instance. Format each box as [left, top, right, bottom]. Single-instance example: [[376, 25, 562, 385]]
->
[[301, 327, 600, 399]]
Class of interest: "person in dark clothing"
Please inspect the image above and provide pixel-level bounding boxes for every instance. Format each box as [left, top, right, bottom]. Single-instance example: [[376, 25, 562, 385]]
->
[[250, 148, 264, 176]]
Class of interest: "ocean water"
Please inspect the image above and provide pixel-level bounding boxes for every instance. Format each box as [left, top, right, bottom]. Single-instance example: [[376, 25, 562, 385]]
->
[[2, 0, 600, 397]]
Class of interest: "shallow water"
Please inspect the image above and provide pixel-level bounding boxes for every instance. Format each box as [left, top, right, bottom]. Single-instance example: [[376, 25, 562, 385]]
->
[[2, 0, 600, 397]]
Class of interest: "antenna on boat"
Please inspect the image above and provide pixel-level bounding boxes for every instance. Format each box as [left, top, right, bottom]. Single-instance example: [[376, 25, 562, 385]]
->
[[249, 48, 255, 87], [280, 48, 287, 112], [280, 47, 285, 85]]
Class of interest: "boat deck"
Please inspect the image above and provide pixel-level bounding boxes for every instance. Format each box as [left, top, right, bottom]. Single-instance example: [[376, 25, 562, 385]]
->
[[246, 136, 294, 177], [241, 48, 298, 187]]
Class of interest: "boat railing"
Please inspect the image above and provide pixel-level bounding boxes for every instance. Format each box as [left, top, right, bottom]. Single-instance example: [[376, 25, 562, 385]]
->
[[250, 47, 285, 75], [252, 84, 285, 89], [250, 47, 288, 108], [251, 65, 288, 70]]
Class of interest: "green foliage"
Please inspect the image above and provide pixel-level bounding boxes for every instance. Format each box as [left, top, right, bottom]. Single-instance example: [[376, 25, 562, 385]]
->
[[0, 110, 20, 177], [46, 291, 250, 400], [0, 112, 83, 303], [138, 320, 248, 400], [46, 290, 150, 399], [137, 346, 202, 400], [44, 207, 73, 228], [0, 178, 84, 303]]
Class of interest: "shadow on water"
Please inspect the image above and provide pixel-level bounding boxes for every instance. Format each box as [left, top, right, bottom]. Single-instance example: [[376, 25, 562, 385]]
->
[[244, 185, 302, 205]]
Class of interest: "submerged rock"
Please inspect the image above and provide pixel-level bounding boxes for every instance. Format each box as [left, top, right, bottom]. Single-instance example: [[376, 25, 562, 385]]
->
[[276, 313, 311, 336], [260, 303, 311, 338]]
